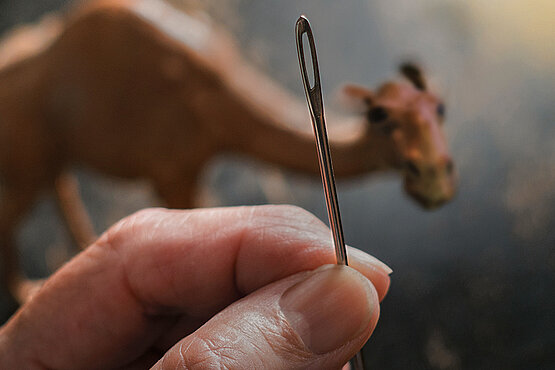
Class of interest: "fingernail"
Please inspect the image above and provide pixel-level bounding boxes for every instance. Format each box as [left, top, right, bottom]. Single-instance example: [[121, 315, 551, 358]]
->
[[348, 248, 393, 275], [280, 265, 376, 354]]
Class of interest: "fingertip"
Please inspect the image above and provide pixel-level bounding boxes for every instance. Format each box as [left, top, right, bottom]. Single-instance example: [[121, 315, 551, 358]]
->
[[355, 267, 381, 339], [378, 274, 391, 302], [347, 247, 392, 302], [369, 270, 391, 303], [157, 265, 380, 369], [280, 265, 379, 355]]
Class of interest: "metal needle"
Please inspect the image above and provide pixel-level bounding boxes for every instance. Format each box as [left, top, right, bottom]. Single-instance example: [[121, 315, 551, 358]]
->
[[295, 15, 347, 266], [295, 15, 365, 369]]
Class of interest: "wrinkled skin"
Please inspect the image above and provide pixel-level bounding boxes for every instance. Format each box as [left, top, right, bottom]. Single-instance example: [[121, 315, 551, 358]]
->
[[0, 205, 392, 369]]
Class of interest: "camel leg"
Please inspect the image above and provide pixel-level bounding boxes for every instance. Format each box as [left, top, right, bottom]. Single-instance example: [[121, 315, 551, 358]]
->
[[0, 185, 43, 303], [54, 171, 97, 250]]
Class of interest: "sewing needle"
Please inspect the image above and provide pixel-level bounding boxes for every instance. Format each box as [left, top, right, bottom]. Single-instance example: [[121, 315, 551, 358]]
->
[[295, 15, 365, 369], [295, 15, 347, 265]]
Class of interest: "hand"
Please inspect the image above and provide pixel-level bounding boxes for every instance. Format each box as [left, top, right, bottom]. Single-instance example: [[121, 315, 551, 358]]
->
[[0, 205, 391, 369]]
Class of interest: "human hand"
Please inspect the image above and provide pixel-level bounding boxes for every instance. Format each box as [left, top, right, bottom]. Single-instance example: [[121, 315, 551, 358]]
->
[[0, 205, 391, 369]]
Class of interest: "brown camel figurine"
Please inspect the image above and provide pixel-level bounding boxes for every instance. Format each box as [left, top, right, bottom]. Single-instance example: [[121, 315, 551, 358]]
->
[[0, 0, 456, 302]]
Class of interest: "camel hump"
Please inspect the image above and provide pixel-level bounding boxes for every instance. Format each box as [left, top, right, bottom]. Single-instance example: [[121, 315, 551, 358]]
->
[[0, 1, 132, 70], [0, 14, 63, 69], [131, 0, 211, 51], [72, 0, 211, 52]]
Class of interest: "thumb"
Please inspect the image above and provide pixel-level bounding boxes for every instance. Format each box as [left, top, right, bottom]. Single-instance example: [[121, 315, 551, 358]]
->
[[153, 264, 380, 369]]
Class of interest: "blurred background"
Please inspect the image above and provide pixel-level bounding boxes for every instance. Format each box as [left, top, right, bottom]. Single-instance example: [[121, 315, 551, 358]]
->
[[1, 0, 554, 368]]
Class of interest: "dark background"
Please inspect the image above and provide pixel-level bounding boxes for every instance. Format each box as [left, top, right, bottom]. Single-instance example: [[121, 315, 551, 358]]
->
[[1, 0, 554, 368]]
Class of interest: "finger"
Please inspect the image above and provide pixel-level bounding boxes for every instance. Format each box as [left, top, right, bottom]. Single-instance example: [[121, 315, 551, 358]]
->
[[1, 205, 390, 368], [100, 205, 391, 314], [154, 265, 380, 370]]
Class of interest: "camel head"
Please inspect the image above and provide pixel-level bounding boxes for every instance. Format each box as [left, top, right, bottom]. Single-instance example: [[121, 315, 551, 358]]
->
[[342, 63, 456, 209]]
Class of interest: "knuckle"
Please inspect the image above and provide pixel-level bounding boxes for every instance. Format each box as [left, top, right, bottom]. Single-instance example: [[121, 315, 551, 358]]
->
[[259, 204, 322, 227], [98, 207, 169, 249], [178, 337, 237, 369], [265, 320, 313, 365], [169, 316, 315, 369], [244, 204, 329, 245], [126, 207, 170, 224]]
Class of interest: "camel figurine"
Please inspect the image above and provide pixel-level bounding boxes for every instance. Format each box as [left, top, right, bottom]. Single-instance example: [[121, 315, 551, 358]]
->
[[0, 0, 456, 302]]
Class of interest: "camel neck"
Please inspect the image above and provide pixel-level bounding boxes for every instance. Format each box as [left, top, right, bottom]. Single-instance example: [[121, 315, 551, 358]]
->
[[215, 60, 391, 177]]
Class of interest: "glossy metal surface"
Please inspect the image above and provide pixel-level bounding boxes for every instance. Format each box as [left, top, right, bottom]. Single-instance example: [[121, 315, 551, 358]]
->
[[295, 15, 348, 266], [295, 15, 364, 369]]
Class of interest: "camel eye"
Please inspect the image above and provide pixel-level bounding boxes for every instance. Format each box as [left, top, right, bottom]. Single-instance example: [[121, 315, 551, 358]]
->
[[437, 103, 446, 119], [368, 106, 388, 123], [405, 160, 421, 177]]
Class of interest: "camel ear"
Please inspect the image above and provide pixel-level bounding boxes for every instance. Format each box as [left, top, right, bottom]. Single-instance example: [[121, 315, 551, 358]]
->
[[400, 63, 427, 91], [338, 83, 374, 112]]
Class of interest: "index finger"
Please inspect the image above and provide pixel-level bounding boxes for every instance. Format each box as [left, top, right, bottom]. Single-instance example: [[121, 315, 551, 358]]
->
[[102, 205, 391, 315], [2, 205, 391, 368]]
